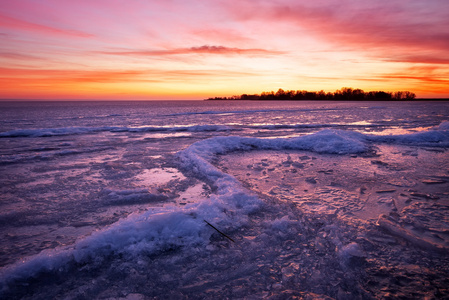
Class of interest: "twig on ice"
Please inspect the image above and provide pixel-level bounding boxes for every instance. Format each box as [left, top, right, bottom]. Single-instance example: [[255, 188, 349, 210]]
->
[[204, 220, 235, 243]]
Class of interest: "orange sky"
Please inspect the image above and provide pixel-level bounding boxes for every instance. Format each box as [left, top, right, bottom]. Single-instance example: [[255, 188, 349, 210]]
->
[[1, 0, 448, 100]]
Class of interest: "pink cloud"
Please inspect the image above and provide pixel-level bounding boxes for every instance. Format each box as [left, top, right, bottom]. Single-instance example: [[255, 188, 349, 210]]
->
[[223, 0, 449, 63], [191, 28, 255, 44], [0, 52, 42, 60], [100, 45, 283, 57], [0, 14, 93, 38]]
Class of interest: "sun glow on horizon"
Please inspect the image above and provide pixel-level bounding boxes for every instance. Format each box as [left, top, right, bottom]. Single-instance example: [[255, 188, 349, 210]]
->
[[1, 0, 448, 100]]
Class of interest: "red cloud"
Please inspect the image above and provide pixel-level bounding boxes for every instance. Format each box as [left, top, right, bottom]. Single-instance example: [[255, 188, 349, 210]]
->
[[379, 65, 449, 85], [384, 56, 449, 65]]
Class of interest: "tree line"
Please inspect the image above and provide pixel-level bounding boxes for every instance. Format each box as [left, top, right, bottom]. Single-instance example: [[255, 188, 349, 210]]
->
[[207, 88, 416, 101]]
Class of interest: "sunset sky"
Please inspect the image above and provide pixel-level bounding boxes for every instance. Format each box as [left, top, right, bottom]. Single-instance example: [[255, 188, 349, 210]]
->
[[1, 0, 448, 100]]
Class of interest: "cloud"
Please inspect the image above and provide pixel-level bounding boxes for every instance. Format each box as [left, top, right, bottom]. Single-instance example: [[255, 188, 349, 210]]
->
[[223, 0, 449, 63], [0, 14, 93, 38], [0, 52, 43, 60], [0, 67, 260, 85], [99, 45, 283, 57], [384, 56, 449, 65], [350, 64, 449, 95], [378, 65, 449, 85], [0, 68, 149, 84], [191, 28, 255, 44], [0, 65, 268, 99]]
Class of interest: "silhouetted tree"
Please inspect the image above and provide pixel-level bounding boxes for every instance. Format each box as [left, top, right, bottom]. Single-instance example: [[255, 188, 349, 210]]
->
[[352, 89, 365, 100], [366, 91, 392, 100], [403, 91, 416, 100], [206, 87, 416, 101], [393, 91, 403, 100], [394, 91, 416, 100], [275, 89, 288, 100]]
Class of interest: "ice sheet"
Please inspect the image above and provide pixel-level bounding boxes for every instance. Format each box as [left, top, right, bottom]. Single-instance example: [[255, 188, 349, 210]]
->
[[1, 101, 449, 299]]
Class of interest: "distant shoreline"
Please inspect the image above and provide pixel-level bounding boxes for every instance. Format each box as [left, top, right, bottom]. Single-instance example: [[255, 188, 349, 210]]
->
[[205, 87, 423, 101], [204, 98, 449, 102], [0, 98, 448, 102]]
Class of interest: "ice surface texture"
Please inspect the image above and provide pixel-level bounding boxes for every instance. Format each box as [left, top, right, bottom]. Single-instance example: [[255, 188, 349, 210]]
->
[[2, 126, 448, 289], [0, 97, 449, 299]]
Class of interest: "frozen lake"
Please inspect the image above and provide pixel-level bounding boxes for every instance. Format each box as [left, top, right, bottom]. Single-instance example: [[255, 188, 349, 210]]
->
[[0, 100, 448, 299]]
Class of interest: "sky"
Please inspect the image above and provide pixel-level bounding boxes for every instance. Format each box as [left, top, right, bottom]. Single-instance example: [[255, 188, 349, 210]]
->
[[1, 0, 448, 100]]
